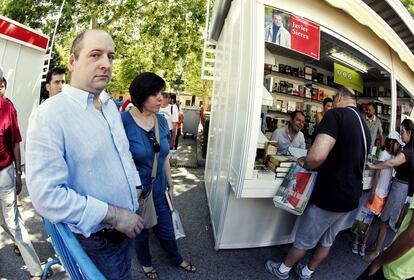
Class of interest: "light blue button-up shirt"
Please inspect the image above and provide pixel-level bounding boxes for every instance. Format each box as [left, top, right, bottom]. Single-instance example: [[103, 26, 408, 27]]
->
[[26, 84, 140, 237]]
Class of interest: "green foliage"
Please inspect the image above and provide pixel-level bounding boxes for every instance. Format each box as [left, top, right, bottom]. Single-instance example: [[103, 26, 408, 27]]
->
[[0, 0, 212, 97], [401, 0, 414, 16]]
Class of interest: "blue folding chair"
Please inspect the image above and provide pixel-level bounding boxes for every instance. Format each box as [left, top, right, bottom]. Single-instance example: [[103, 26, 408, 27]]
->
[[42, 218, 105, 280]]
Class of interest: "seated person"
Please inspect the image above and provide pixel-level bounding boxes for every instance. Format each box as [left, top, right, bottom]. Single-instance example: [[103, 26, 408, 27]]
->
[[271, 110, 306, 155]]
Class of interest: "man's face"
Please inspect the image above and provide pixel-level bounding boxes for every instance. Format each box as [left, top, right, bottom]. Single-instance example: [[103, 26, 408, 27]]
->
[[273, 15, 282, 26], [69, 30, 115, 95], [161, 95, 170, 106], [324, 102, 333, 112], [0, 81, 5, 98], [46, 73, 65, 96], [291, 113, 305, 133], [366, 105, 375, 118]]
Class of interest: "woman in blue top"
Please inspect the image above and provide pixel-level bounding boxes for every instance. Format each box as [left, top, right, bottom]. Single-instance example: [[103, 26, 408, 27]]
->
[[121, 72, 196, 280]]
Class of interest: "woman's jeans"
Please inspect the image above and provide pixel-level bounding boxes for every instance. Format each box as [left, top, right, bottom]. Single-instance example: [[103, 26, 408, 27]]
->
[[135, 197, 183, 267]]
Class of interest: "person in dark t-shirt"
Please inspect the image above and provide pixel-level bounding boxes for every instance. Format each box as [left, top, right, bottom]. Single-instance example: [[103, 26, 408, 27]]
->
[[265, 87, 371, 279]]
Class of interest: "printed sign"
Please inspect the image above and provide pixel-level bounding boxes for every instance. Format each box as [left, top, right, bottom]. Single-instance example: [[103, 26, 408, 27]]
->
[[264, 7, 320, 60], [334, 63, 364, 93]]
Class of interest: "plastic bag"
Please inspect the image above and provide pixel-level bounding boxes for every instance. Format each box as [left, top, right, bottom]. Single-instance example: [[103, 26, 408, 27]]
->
[[165, 191, 186, 240]]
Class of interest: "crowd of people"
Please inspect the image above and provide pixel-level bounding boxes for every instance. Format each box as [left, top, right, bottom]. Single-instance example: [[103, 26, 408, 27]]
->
[[265, 87, 414, 280], [1, 28, 414, 280]]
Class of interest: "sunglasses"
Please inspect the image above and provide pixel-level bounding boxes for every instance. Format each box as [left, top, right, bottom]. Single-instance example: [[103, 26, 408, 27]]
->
[[147, 131, 160, 153]]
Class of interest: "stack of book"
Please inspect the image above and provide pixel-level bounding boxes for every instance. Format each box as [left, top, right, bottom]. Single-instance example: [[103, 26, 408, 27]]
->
[[253, 164, 276, 180], [266, 155, 296, 178]]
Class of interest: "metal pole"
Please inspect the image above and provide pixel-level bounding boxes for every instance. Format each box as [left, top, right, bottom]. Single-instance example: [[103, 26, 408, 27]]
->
[[201, 0, 212, 80], [46, 0, 66, 69]]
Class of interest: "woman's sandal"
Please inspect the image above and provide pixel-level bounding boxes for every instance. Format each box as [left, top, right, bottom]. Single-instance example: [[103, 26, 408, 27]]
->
[[178, 261, 196, 273], [13, 245, 21, 256], [143, 267, 159, 280]]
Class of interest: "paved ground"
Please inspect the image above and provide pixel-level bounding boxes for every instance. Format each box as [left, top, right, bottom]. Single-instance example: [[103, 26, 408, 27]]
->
[[0, 135, 396, 280]]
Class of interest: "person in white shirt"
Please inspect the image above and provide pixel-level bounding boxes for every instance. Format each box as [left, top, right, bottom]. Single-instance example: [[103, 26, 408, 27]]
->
[[159, 92, 179, 148], [271, 110, 306, 155]]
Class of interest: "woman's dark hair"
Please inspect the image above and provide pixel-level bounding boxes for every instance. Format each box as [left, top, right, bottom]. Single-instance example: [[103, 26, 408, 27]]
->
[[129, 72, 166, 112], [401, 118, 414, 149]]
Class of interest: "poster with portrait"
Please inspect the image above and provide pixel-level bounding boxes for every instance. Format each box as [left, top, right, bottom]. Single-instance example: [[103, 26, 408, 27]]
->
[[264, 7, 320, 60]]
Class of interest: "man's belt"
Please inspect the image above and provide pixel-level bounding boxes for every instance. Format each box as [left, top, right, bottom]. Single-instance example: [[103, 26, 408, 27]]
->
[[75, 228, 127, 244]]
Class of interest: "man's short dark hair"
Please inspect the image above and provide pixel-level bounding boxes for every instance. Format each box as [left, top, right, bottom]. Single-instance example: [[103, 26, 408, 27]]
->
[[367, 102, 375, 110], [129, 72, 166, 112], [0, 77, 6, 88], [46, 67, 66, 84], [323, 97, 333, 106], [290, 110, 305, 120], [70, 31, 88, 60]]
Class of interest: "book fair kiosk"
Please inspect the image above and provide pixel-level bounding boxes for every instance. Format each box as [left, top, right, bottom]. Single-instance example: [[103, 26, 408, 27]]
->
[[204, 0, 414, 250], [0, 16, 49, 162]]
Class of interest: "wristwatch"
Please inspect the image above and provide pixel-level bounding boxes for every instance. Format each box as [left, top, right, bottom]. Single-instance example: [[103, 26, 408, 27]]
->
[[16, 170, 22, 175]]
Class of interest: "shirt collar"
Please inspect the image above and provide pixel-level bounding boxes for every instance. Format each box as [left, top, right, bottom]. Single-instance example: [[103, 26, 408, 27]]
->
[[365, 114, 376, 122], [63, 84, 111, 110]]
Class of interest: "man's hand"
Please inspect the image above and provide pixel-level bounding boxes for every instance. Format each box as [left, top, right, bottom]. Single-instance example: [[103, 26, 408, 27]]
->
[[103, 205, 144, 238], [15, 174, 22, 195]]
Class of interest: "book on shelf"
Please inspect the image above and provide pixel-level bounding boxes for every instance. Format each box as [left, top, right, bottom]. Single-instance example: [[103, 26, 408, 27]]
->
[[287, 101, 296, 113], [273, 164, 318, 215]]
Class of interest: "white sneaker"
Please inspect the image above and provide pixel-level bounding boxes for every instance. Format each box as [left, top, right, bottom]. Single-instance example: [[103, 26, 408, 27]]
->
[[294, 263, 312, 280], [265, 260, 290, 280], [359, 244, 366, 257], [352, 242, 359, 254]]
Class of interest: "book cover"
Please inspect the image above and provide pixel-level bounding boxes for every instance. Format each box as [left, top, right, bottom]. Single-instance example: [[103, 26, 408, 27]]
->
[[273, 164, 318, 215], [351, 206, 375, 238]]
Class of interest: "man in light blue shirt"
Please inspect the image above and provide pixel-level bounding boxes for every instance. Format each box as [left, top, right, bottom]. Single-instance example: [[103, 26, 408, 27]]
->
[[271, 110, 306, 155], [26, 29, 144, 280]]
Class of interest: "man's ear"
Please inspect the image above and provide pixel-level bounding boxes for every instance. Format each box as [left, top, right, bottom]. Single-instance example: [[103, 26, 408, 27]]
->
[[45, 83, 51, 92], [68, 53, 76, 72]]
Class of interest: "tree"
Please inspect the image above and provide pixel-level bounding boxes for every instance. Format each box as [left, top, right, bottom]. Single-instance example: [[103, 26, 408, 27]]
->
[[401, 0, 414, 16], [0, 0, 212, 98]]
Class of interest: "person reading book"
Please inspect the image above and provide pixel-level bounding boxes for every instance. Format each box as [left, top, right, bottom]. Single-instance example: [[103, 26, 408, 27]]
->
[[265, 87, 371, 280]]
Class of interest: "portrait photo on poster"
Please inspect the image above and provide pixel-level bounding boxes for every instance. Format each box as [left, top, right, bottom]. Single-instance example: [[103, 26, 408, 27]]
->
[[264, 6, 321, 60], [264, 7, 291, 49]]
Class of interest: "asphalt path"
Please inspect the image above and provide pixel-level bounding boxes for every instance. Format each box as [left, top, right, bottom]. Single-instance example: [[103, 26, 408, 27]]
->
[[0, 137, 395, 279]]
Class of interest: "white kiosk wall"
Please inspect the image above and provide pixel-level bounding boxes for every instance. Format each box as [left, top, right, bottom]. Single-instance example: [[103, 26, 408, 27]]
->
[[205, 0, 414, 249], [0, 16, 48, 163]]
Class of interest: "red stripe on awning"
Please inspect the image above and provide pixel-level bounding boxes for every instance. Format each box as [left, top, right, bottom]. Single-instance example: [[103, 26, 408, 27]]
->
[[0, 18, 48, 50]]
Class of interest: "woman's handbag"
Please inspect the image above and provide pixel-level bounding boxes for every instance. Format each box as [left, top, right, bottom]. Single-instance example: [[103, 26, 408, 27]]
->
[[165, 191, 186, 240], [133, 113, 160, 229]]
